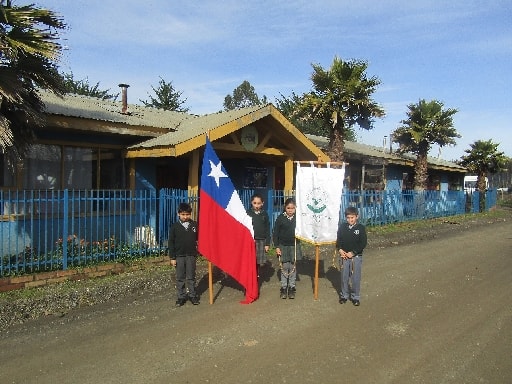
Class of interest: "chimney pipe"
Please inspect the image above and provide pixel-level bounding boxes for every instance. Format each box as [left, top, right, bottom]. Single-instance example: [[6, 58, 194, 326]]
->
[[118, 83, 130, 114]]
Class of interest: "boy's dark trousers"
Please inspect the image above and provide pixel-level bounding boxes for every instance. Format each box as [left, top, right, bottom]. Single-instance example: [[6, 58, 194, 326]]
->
[[175, 255, 197, 299], [340, 255, 362, 301]]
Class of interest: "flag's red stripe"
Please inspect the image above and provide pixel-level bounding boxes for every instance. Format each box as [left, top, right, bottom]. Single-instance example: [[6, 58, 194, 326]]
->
[[198, 192, 258, 303]]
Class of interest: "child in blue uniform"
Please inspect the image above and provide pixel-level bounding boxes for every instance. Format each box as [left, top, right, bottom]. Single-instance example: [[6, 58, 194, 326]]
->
[[336, 206, 367, 306]]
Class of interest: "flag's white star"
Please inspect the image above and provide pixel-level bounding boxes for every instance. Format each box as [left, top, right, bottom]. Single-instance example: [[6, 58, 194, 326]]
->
[[208, 160, 227, 187]]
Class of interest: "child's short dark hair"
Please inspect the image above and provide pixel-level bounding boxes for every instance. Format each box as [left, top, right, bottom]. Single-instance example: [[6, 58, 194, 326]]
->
[[284, 197, 296, 207], [345, 206, 358, 216], [251, 193, 264, 202], [178, 202, 192, 213]]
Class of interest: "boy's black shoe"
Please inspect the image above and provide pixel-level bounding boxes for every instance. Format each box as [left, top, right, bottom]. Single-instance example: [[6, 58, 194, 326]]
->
[[339, 297, 347, 304], [288, 286, 296, 299], [190, 296, 200, 305], [352, 299, 360, 306], [175, 298, 186, 307], [280, 287, 287, 299]]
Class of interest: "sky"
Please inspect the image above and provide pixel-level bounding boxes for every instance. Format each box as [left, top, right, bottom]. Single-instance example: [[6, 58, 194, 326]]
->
[[38, 0, 512, 161]]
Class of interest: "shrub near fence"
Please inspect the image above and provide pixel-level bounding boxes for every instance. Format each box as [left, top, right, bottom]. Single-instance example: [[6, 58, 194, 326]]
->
[[0, 188, 496, 278]]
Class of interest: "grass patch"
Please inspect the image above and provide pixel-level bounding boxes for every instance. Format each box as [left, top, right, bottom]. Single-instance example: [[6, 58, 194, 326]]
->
[[367, 209, 508, 237]]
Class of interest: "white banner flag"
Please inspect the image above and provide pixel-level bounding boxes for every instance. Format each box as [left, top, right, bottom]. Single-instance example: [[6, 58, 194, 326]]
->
[[295, 162, 345, 244]]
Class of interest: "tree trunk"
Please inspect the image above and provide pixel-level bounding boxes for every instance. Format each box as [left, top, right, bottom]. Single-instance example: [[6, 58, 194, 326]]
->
[[413, 152, 428, 191], [478, 171, 487, 212], [328, 127, 345, 163]]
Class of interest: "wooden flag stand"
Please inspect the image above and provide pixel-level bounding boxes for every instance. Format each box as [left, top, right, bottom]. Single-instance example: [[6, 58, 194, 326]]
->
[[208, 262, 214, 304], [295, 160, 346, 300]]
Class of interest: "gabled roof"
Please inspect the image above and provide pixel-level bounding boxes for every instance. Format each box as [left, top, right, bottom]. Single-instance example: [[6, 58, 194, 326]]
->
[[306, 134, 466, 173], [129, 104, 265, 149], [127, 104, 329, 160]]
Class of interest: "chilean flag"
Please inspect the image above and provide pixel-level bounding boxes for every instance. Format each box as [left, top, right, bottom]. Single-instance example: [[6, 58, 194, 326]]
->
[[198, 138, 258, 304]]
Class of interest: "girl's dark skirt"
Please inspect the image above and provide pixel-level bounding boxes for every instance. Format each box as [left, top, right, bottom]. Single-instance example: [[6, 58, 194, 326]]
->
[[255, 239, 267, 265]]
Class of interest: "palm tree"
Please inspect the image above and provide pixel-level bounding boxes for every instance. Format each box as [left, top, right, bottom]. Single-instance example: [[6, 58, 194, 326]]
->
[[0, 0, 66, 157], [459, 139, 507, 212], [392, 99, 459, 190], [297, 56, 385, 162], [275, 91, 357, 140]]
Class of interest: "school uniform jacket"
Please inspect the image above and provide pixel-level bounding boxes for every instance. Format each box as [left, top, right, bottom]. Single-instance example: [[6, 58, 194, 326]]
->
[[273, 213, 298, 263], [246, 209, 271, 245], [168, 220, 198, 259], [336, 222, 367, 256]]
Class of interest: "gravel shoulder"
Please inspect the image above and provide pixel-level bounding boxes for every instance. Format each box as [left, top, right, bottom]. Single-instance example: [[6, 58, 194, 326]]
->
[[1, 208, 510, 332]]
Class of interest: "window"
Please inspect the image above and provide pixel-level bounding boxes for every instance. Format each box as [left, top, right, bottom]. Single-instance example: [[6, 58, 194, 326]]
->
[[20, 144, 127, 190], [63, 147, 93, 189], [24, 144, 61, 189]]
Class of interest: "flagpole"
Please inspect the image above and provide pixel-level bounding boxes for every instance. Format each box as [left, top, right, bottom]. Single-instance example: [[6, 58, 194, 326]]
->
[[315, 159, 321, 300], [208, 261, 214, 304], [204, 131, 215, 305], [314, 245, 320, 300]]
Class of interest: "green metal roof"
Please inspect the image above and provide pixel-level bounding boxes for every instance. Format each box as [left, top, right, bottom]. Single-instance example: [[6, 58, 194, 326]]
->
[[39, 90, 195, 129], [306, 134, 466, 172], [130, 104, 265, 148]]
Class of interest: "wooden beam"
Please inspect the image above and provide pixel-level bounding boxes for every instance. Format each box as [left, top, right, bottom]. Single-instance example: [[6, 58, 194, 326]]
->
[[129, 158, 136, 190], [255, 132, 271, 151], [284, 157, 294, 190], [268, 105, 330, 162], [211, 142, 244, 152], [258, 147, 294, 157], [188, 149, 200, 190], [125, 147, 176, 158], [37, 138, 126, 150], [210, 142, 294, 157]]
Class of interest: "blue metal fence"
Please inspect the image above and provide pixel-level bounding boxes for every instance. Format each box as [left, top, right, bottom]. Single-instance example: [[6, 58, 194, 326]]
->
[[341, 190, 467, 226], [0, 188, 496, 277], [1, 189, 160, 276]]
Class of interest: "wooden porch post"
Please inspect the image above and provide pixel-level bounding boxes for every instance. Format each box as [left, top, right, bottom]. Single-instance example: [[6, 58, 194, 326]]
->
[[129, 158, 136, 190], [188, 149, 200, 191], [283, 157, 294, 191]]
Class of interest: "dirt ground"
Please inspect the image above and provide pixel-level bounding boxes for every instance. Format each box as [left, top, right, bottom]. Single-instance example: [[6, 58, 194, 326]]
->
[[0, 210, 511, 384]]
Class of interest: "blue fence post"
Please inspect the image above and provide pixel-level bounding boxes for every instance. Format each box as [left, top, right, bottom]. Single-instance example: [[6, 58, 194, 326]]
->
[[267, 189, 274, 222], [62, 189, 69, 270]]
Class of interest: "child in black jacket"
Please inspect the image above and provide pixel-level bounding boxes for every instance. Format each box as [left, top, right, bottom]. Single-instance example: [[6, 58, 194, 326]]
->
[[273, 198, 301, 299], [169, 203, 199, 307], [336, 206, 367, 306], [246, 194, 271, 277]]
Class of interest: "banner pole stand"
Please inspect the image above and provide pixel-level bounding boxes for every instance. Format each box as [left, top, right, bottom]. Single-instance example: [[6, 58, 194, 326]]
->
[[314, 245, 320, 300], [208, 261, 213, 304]]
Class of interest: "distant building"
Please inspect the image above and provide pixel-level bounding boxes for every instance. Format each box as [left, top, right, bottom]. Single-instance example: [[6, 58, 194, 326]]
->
[[306, 134, 467, 191]]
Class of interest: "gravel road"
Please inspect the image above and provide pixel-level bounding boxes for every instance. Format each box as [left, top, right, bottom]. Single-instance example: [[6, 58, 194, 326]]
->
[[0, 210, 510, 384]]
